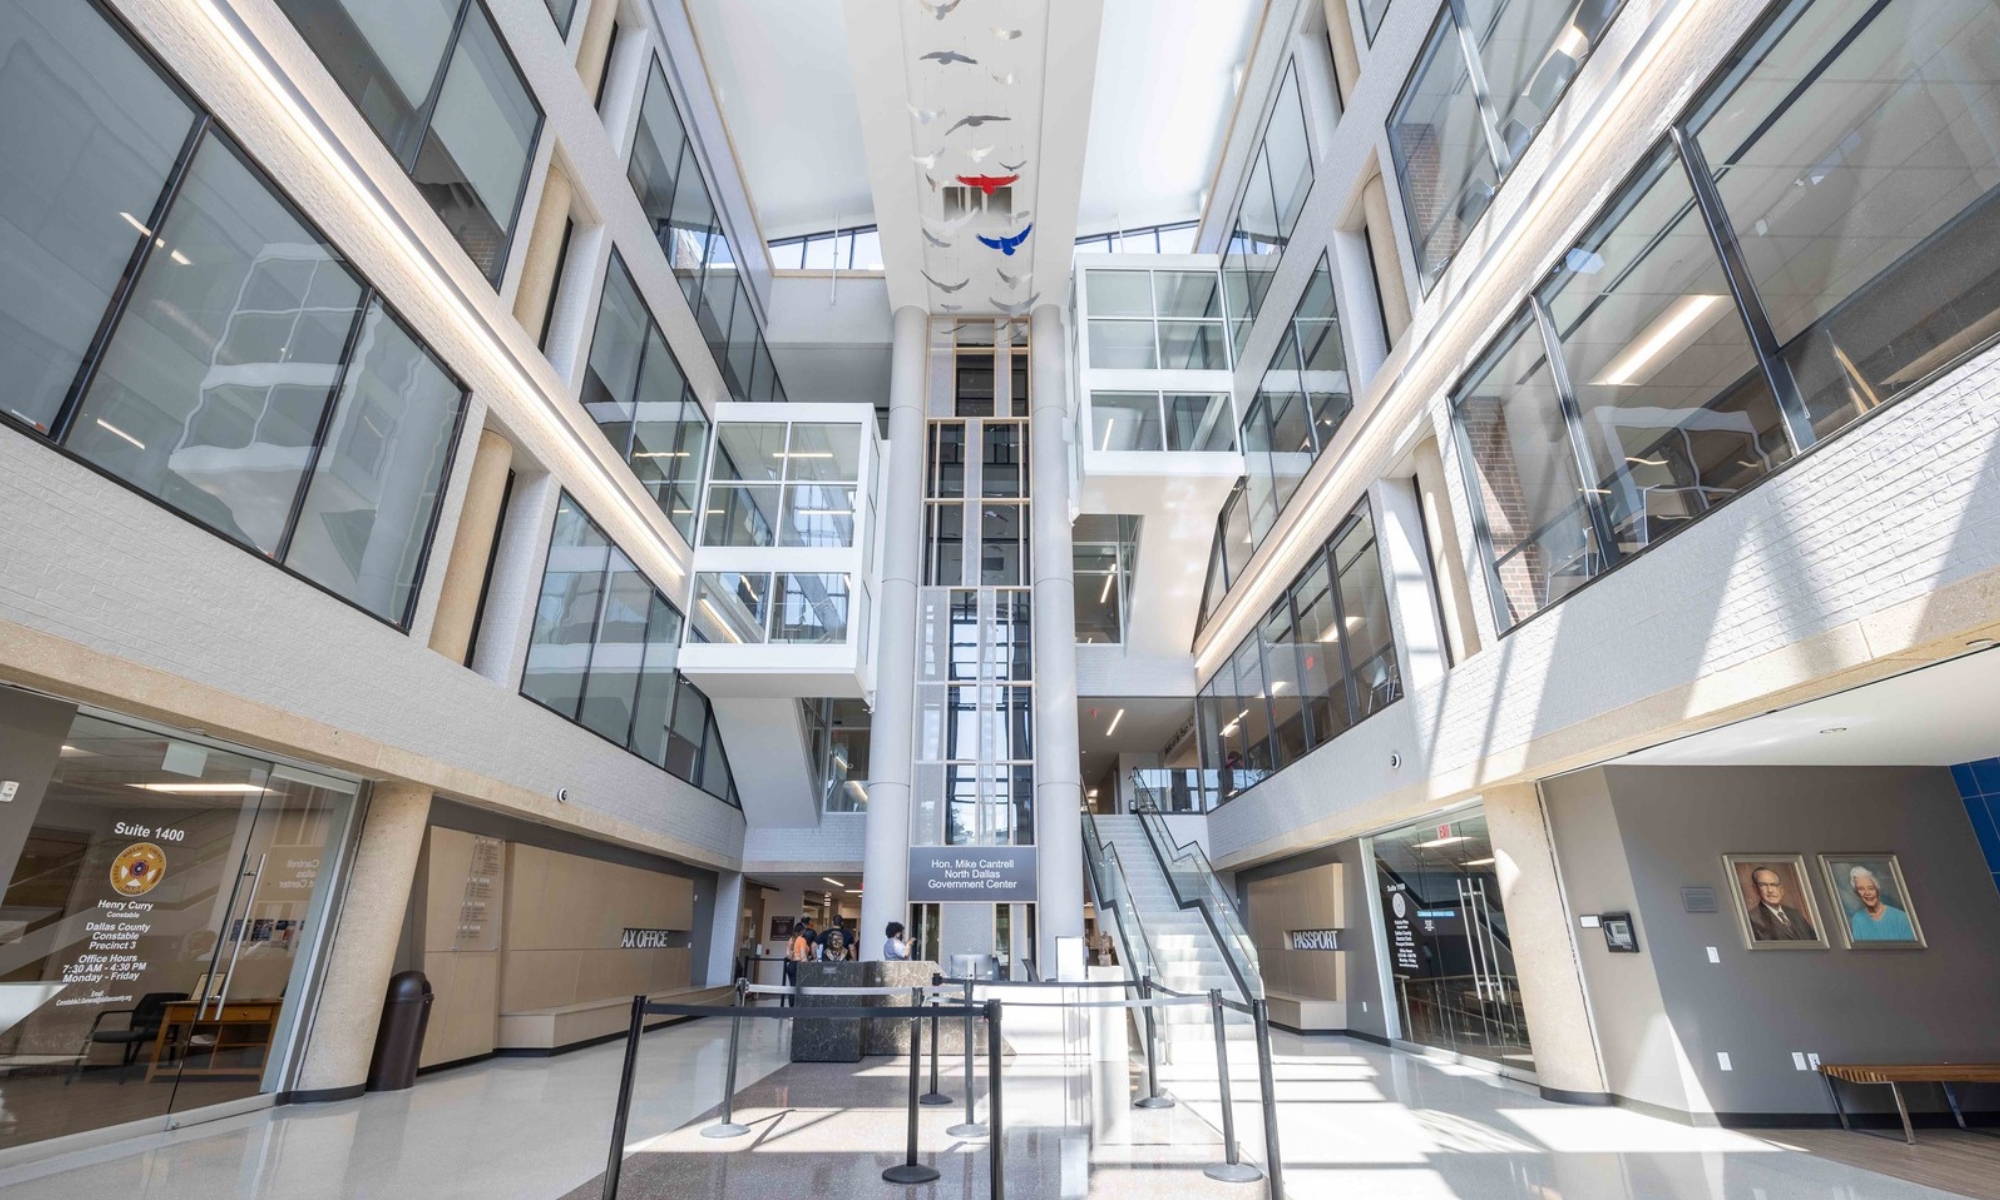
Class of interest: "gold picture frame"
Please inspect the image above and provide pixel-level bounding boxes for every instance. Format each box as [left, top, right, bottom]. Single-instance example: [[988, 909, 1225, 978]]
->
[[1818, 853, 1926, 949], [1721, 854, 1829, 950]]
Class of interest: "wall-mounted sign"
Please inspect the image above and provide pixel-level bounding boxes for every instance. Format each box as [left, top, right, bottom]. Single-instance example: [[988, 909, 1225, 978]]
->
[[1382, 881, 1420, 973], [1285, 929, 1341, 951], [621, 928, 678, 949], [908, 846, 1037, 901]]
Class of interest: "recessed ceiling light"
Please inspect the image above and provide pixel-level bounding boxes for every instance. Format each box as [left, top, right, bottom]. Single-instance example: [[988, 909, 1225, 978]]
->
[[1969, 638, 1997, 648], [1819, 727, 1847, 735]]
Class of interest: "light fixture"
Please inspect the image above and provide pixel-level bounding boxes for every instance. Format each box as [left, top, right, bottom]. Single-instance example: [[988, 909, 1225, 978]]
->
[[1969, 638, 1998, 649], [168, 250, 192, 266], [118, 211, 152, 237], [1553, 22, 1590, 59], [1099, 417, 1115, 451], [94, 418, 145, 451], [1415, 835, 1469, 849], [1318, 628, 1340, 643], [1624, 455, 1666, 467], [632, 450, 690, 458], [823, 877, 845, 887], [1819, 727, 1847, 735], [1098, 573, 1115, 604], [1462, 856, 1496, 867], [1086, 788, 1099, 798], [1106, 708, 1125, 736], [1591, 294, 1728, 387], [698, 599, 744, 643], [132, 782, 268, 794]]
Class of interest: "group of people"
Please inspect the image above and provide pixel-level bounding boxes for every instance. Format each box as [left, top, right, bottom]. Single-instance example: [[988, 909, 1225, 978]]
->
[[777, 919, 915, 998]]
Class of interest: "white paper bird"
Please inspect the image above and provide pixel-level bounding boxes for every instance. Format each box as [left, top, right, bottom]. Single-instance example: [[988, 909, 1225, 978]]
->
[[917, 0, 963, 18], [908, 105, 942, 125], [990, 72, 1017, 86], [923, 210, 976, 234], [911, 151, 940, 170], [920, 50, 977, 66], [992, 27, 1022, 40], [922, 271, 969, 293], [946, 114, 1009, 136], [922, 229, 953, 248], [997, 268, 1030, 288], [999, 159, 1026, 173], [963, 146, 994, 163], [993, 293, 1042, 315]]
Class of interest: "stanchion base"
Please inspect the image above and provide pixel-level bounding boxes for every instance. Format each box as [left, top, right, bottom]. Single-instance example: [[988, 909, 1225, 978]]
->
[[919, 1092, 954, 1106], [700, 1123, 751, 1139], [1204, 1162, 1265, 1183], [946, 1122, 989, 1138], [1134, 1096, 1176, 1109], [882, 1163, 942, 1184]]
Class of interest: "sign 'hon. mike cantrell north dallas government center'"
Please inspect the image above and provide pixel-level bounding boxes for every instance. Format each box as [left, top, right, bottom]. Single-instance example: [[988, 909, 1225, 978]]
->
[[907, 847, 1038, 901]]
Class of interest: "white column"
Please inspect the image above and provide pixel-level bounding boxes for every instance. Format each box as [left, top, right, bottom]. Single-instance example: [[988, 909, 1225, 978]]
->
[[707, 869, 745, 984], [1484, 783, 1611, 1102], [859, 305, 930, 959], [1369, 477, 1448, 694], [1029, 305, 1085, 957]]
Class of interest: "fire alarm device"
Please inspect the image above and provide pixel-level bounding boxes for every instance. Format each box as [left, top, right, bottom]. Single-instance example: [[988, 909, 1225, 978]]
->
[[1601, 912, 1639, 953]]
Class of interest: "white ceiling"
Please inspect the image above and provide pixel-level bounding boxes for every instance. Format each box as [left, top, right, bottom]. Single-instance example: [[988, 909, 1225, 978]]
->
[[682, 0, 873, 240], [1078, 0, 1265, 235], [1618, 648, 2000, 768], [1079, 697, 1200, 786]]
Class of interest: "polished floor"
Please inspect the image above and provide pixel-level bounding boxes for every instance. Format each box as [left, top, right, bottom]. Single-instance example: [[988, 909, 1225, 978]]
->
[[0, 1018, 1991, 1199]]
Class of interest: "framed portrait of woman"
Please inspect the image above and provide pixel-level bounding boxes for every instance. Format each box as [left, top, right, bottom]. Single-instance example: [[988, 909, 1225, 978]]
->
[[1818, 854, 1925, 949]]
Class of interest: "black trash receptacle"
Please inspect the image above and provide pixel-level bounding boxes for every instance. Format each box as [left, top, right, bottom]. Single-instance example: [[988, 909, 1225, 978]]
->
[[365, 970, 433, 1093]]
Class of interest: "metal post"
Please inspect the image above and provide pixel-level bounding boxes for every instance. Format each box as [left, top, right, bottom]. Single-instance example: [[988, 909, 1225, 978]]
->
[[1136, 975, 1173, 1109], [948, 977, 987, 1137], [1204, 990, 1262, 1183], [599, 995, 646, 1200], [701, 979, 751, 1138], [1250, 998, 1285, 1200], [987, 998, 1005, 1200], [922, 977, 951, 1105], [884, 992, 942, 1184]]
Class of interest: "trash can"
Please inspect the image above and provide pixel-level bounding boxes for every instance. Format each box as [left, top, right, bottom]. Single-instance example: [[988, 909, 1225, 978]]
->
[[365, 970, 432, 1093]]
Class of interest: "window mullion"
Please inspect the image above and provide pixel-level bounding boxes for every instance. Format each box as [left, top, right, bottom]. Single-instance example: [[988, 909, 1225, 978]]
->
[[1528, 296, 1624, 579], [405, 0, 476, 171], [1669, 125, 1816, 455], [274, 288, 376, 563], [1445, 0, 1514, 176]]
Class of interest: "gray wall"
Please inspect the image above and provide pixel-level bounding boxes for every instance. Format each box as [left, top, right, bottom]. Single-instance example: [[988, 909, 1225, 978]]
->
[[1546, 765, 2000, 1121], [1238, 836, 1389, 1040]]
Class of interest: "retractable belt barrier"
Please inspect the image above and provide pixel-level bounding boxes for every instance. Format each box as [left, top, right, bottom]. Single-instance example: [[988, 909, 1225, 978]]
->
[[600, 972, 1284, 1200]]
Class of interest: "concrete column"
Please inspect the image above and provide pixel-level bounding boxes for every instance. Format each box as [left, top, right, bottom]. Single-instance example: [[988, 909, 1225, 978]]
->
[[510, 165, 573, 343], [1412, 437, 1483, 663], [1028, 304, 1085, 958], [859, 305, 929, 960], [1483, 783, 1610, 1103], [1322, 0, 1360, 106], [427, 430, 515, 663], [1361, 176, 1412, 347], [1369, 477, 1448, 693], [707, 869, 745, 985], [575, 0, 620, 101], [295, 782, 432, 1099]]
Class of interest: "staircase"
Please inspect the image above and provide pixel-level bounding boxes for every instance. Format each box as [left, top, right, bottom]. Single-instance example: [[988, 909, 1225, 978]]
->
[[1090, 814, 1256, 1057]]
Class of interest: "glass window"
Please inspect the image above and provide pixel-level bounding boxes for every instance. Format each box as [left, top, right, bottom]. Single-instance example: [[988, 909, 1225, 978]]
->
[[284, 299, 464, 621], [1088, 319, 1157, 368], [701, 484, 781, 547], [785, 423, 862, 481], [979, 502, 1027, 586], [781, 484, 856, 547], [1452, 308, 1601, 629], [577, 549, 651, 743], [981, 423, 1025, 497], [1288, 552, 1351, 745], [1390, 13, 1498, 291], [1465, 0, 1622, 167], [1166, 393, 1235, 451], [1073, 542, 1121, 644], [1154, 271, 1222, 317], [1361, 0, 1392, 42], [521, 496, 610, 717], [1264, 66, 1314, 242], [545, 0, 578, 34], [771, 573, 849, 643], [629, 593, 683, 768], [1260, 600, 1309, 767], [1689, 0, 2000, 440], [926, 502, 964, 586], [1158, 321, 1230, 369], [850, 228, 884, 270], [0, 0, 198, 435], [69, 135, 364, 557], [583, 257, 708, 542], [275, 0, 538, 283], [1538, 145, 1791, 558], [665, 677, 709, 779], [1090, 392, 1163, 452], [693, 571, 768, 644], [1086, 271, 1153, 316], [1333, 508, 1401, 719], [410, 3, 537, 280], [1155, 223, 1198, 254], [712, 422, 787, 480]]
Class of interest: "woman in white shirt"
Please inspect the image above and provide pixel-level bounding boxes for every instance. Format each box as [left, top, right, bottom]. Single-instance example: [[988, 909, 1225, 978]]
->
[[883, 921, 910, 961]]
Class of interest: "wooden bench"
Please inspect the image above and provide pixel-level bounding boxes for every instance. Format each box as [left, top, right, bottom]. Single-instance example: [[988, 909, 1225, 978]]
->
[[497, 985, 732, 1053], [1819, 1063, 2000, 1144]]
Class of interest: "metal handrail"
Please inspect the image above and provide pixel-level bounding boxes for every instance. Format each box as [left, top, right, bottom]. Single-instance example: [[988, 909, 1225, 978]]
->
[[1127, 796, 1264, 1004], [1082, 809, 1160, 984]]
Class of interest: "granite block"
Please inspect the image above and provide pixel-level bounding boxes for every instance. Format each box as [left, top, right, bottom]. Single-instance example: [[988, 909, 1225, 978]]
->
[[789, 962, 864, 1062]]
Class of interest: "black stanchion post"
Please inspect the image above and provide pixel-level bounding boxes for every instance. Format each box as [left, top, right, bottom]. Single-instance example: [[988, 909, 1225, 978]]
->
[[986, 998, 1005, 1200], [922, 975, 951, 1105], [701, 979, 751, 1138], [948, 977, 987, 1137], [1203, 989, 1262, 1183], [1251, 998, 1285, 1200], [1136, 974, 1173, 1109], [884, 990, 942, 1184], [599, 995, 646, 1200]]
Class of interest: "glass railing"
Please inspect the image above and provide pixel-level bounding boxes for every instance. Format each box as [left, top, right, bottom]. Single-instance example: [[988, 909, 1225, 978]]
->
[[1082, 810, 1157, 982], [1129, 768, 1224, 814], [1130, 793, 1263, 1002]]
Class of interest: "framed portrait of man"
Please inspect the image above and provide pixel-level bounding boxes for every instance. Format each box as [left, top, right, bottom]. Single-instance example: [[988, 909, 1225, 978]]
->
[[1818, 854, 1925, 949], [1722, 855, 1828, 950]]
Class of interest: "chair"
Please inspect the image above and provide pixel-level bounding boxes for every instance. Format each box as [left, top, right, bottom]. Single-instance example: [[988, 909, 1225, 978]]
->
[[70, 991, 185, 1083]]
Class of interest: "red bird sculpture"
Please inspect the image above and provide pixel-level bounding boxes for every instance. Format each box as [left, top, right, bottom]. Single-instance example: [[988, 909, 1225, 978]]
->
[[956, 173, 1019, 196]]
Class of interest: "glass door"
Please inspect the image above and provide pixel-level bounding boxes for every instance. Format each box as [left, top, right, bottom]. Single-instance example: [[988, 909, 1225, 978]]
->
[[1371, 810, 1534, 1074], [0, 710, 352, 1150]]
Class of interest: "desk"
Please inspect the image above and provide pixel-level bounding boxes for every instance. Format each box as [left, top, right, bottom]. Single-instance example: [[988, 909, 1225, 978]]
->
[[144, 999, 281, 1083]]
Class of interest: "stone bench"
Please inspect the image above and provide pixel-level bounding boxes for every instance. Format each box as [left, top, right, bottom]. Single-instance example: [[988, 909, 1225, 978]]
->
[[497, 985, 732, 1053]]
